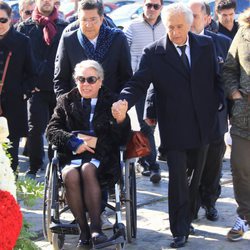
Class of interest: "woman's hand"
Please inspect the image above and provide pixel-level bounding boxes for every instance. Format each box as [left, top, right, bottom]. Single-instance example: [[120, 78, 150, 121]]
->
[[75, 143, 95, 154], [112, 100, 128, 124]]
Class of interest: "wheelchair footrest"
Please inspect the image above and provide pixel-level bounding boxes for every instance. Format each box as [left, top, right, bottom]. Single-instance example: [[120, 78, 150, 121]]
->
[[93, 236, 125, 249], [50, 222, 79, 235]]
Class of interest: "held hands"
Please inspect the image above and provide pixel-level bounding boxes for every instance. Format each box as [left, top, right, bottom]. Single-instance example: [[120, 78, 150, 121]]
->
[[112, 100, 128, 124]]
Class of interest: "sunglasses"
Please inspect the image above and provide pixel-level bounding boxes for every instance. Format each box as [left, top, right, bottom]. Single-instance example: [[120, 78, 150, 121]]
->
[[145, 3, 161, 10], [76, 76, 100, 84], [0, 18, 9, 24], [24, 10, 33, 15]]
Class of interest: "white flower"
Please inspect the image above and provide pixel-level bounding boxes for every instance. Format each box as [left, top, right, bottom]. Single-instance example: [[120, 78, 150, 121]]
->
[[0, 117, 16, 198], [0, 117, 9, 143]]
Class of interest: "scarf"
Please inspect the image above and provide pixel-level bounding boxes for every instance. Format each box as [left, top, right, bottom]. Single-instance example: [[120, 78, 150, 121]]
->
[[32, 7, 58, 45], [77, 24, 123, 62]]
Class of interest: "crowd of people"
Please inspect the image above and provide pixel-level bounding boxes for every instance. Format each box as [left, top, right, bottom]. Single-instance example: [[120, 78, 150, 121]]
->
[[0, 0, 249, 248]]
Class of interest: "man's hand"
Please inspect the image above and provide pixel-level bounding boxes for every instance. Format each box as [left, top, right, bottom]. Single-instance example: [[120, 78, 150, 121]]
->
[[231, 90, 242, 100], [112, 100, 128, 124], [31, 87, 40, 93]]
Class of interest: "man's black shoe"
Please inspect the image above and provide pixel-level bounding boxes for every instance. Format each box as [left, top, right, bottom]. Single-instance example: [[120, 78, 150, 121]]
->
[[204, 206, 219, 221], [141, 168, 151, 176], [150, 169, 161, 183], [170, 236, 188, 248], [190, 224, 195, 235], [157, 152, 167, 162]]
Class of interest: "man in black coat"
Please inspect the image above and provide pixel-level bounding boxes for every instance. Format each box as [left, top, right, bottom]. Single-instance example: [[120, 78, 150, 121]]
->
[[112, 2, 224, 248], [17, 0, 68, 178], [53, 0, 132, 98], [188, 0, 231, 222]]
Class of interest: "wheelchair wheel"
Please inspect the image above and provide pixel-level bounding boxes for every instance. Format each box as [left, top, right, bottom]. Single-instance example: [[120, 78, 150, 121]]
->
[[52, 233, 65, 250], [125, 161, 137, 243], [51, 163, 65, 250], [43, 163, 53, 243]]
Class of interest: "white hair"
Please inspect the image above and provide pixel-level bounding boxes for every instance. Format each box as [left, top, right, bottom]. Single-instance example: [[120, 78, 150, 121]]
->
[[164, 2, 194, 25], [19, 0, 35, 11], [73, 60, 104, 81]]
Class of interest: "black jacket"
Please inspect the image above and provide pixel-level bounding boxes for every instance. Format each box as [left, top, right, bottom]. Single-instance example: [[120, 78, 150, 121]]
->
[[54, 28, 132, 97], [0, 27, 36, 138], [121, 33, 223, 150], [17, 17, 68, 92], [46, 86, 131, 185]]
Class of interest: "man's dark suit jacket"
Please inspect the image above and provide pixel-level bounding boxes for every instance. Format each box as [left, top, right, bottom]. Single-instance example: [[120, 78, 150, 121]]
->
[[54, 29, 132, 97], [120, 32, 223, 151], [204, 30, 231, 137]]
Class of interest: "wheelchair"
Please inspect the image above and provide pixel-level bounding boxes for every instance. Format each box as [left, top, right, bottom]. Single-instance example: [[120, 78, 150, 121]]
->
[[42, 146, 137, 250]]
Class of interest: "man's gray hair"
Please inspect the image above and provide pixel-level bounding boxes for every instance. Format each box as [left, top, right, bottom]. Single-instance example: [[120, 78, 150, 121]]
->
[[164, 2, 194, 25], [188, 0, 206, 14], [73, 60, 104, 81], [19, 0, 34, 11]]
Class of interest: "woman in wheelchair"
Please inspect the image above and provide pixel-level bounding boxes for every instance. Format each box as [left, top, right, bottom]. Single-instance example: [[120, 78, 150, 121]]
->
[[46, 60, 130, 248]]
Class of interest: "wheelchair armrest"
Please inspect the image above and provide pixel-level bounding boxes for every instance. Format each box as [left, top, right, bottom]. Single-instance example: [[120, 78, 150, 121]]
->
[[52, 145, 58, 151]]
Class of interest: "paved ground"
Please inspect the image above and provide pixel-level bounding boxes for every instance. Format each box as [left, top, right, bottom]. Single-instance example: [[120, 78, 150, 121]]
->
[[18, 108, 250, 249]]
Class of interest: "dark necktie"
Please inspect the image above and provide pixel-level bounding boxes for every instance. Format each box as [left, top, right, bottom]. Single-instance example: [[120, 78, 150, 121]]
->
[[177, 45, 190, 70]]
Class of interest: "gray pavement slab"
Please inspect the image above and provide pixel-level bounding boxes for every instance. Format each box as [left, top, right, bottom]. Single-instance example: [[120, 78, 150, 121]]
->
[[17, 108, 250, 249]]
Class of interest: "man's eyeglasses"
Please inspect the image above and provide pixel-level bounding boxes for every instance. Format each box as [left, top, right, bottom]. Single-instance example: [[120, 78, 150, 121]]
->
[[24, 10, 33, 15], [145, 3, 161, 10], [76, 76, 100, 84], [0, 18, 9, 24]]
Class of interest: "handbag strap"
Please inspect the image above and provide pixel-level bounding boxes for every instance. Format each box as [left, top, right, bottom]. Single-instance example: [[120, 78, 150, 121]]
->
[[0, 51, 12, 94]]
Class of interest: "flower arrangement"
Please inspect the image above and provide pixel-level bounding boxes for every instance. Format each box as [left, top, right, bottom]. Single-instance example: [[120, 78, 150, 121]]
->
[[0, 117, 23, 250]]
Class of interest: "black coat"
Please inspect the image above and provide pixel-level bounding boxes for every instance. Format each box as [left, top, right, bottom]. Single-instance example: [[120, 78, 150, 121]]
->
[[17, 17, 68, 92], [46, 87, 131, 185], [54, 28, 132, 97], [0, 27, 35, 138], [204, 30, 231, 138], [120, 32, 223, 151]]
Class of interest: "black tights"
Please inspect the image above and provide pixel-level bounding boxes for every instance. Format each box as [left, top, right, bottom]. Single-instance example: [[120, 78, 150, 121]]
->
[[62, 163, 102, 240]]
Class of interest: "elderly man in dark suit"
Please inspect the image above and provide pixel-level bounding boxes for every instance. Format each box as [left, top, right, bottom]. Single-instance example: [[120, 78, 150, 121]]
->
[[112, 2, 223, 248]]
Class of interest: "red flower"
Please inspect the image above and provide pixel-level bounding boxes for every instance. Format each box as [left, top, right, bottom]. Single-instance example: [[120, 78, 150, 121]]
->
[[0, 190, 23, 250]]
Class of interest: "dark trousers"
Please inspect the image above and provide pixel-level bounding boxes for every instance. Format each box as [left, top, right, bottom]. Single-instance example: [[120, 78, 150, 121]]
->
[[7, 137, 20, 172], [166, 145, 208, 237], [28, 91, 56, 173], [199, 136, 226, 208], [135, 96, 158, 169]]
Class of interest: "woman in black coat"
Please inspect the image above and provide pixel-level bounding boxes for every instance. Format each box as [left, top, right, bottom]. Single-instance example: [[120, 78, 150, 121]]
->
[[0, 1, 35, 172], [46, 60, 130, 248]]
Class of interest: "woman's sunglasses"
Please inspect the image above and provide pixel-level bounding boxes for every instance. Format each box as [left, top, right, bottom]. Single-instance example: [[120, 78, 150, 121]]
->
[[76, 76, 100, 84], [145, 3, 161, 10], [0, 18, 9, 24]]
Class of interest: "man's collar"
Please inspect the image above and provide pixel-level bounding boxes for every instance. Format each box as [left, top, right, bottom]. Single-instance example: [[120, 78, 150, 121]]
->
[[143, 14, 162, 27]]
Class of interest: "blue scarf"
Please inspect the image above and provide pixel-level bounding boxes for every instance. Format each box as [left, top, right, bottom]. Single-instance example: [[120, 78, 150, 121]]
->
[[77, 24, 122, 62]]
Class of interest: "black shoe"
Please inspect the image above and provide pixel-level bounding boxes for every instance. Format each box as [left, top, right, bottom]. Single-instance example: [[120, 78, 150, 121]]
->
[[150, 169, 161, 183], [204, 206, 219, 221], [190, 224, 195, 235], [91, 232, 108, 248], [170, 236, 188, 248], [77, 239, 91, 249], [157, 152, 167, 162], [141, 167, 151, 176]]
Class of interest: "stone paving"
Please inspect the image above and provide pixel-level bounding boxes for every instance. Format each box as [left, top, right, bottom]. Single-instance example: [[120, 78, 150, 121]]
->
[[18, 108, 250, 249], [19, 155, 250, 250]]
